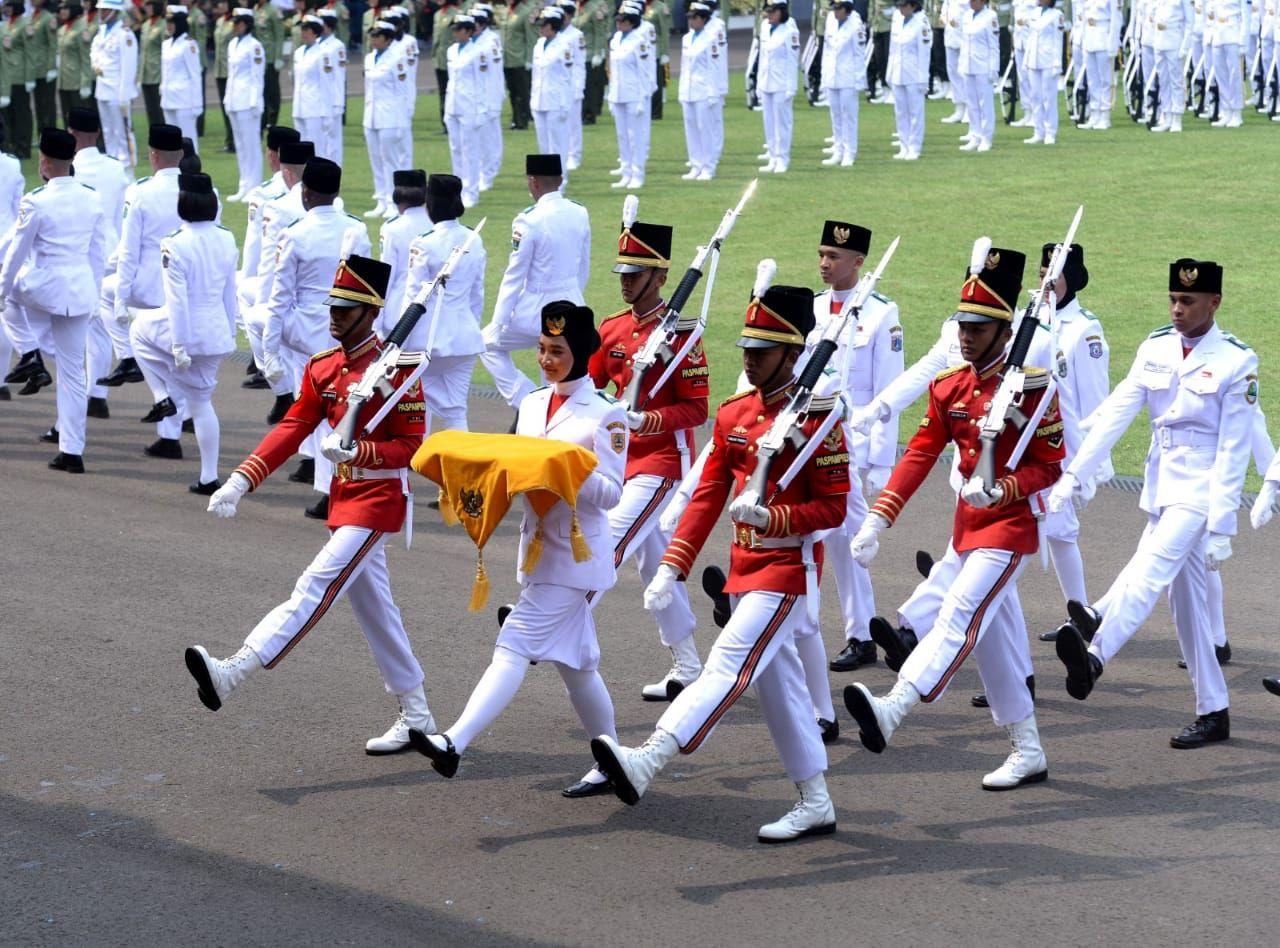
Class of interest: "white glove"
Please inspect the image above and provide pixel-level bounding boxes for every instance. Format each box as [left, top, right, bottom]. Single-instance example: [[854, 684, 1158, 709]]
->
[[960, 475, 1003, 509], [851, 513, 888, 567], [1205, 533, 1233, 570], [113, 299, 131, 325], [658, 493, 688, 534], [78, 86, 91, 99], [727, 488, 762, 524], [591, 53, 604, 68], [1046, 472, 1077, 514], [172, 345, 191, 370], [730, 500, 770, 529], [45, 69, 58, 82], [262, 352, 285, 384], [1074, 475, 1097, 509], [625, 410, 645, 431], [1251, 480, 1279, 529], [863, 465, 891, 495], [644, 563, 678, 612], [24, 81, 35, 93], [320, 431, 357, 463], [274, 59, 284, 71], [849, 400, 888, 436], [207, 472, 251, 518], [660, 54, 669, 65]]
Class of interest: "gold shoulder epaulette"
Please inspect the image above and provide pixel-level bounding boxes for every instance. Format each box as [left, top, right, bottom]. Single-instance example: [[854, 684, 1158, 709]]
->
[[934, 364, 967, 382], [1023, 367, 1050, 390], [600, 307, 629, 324], [719, 389, 754, 408], [310, 344, 341, 361]]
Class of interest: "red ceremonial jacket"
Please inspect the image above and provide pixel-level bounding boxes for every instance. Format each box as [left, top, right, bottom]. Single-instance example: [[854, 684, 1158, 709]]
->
[[587, 304, 710, 481], [662, 385, 850, 595], [233, 334, 426, 533], [871, 360, 1065, 554]]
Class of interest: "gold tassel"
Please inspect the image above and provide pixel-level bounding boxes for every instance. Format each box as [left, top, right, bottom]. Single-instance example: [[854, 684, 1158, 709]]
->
[[569, 511, 592, 563], [438, 488, 459, 526], [523, 519, 545, 573], [468, 551, 490, 612]]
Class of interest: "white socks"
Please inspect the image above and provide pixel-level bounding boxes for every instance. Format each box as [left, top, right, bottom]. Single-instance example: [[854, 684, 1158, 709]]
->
[[795, 630, 835, 722], [557, 664, 617, 744], [189, 397, 221, 484], [443, 647, 529, 754], [1047, 537, 1088, 605]]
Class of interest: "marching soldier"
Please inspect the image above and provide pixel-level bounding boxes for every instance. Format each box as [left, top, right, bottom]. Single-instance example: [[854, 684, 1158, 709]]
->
[[757, 0, 800, 174], [479, 153, 591, 413], [56, 3, 93, 125], [577, 0, 611, 125], [608, 2, 657, 189], [160, 5, 205, 147], [1047, 260, 1256, 749], [501, 0, 537, 129], [224, 7, 265, 200], [591, 282, 850, 842], [820, 0, 867, 167], [185, 254, 439, 757], [139, 0, 166, 126], [0, 127, 106, 473], [586, 218, 709, 702], [363, 17, 413, 218], [256, 0, 285, 129], [89, 0, 138, 171], [844, 248, 1064, 790], [378, 168, 432, 319]]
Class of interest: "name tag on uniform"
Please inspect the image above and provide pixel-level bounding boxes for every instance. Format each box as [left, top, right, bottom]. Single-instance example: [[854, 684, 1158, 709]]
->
[[609, 348, 626, 359]]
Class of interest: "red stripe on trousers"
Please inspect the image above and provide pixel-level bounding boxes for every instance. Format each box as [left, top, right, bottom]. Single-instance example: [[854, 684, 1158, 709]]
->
[[923, 552, 1021, 702]]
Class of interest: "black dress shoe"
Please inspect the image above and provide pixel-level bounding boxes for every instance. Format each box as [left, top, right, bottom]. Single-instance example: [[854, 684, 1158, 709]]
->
[[915, 549, 935, 579], [48, 452, 85, 473], [701, 565, 732, 629], [408, 729, 460, 777], [87, 396, 110, 419], [97, 357, 145, 387], [267, 392, 295, 425], [819, 717, 839, 745], [18, 369, 52, 395], [1039, 624, 1065, 642], [868, 616, 918, 673], [145, 437, 183, 459], [1169, 709, 1229, 749], [5, 348, 44, 384], [829, 639, 877, 672], [245, 359, 260, 376], [241, 371, 270, 389], [304, 495, 330, 520], [182, 418, 195, 434], [561, 775, 615, 798], [1056, 623, 1101, 700], [973, 674, 1034, 709], [842, 684, 886, 754], [288, 458, 315, 483], [140, 397, 178, 424], [39, 426, 59, 443], [1263, 677, 1280, 697], [0, 384, 9, 400], [189, 478, 222, 496], [1067, 599, 1100, 643], [1178, 641, 1232, 669], [497, 604, 514, 628]]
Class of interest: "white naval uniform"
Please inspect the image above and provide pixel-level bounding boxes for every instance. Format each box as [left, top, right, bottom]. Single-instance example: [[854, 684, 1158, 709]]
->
[[0, 153, 22, 370], [943, 0, 969, 115], [263, 205, 371, 493], [1012, 0, 1037, 117], [91, 17, 139, 171], [1066, 323, 1257, 715], [530, 30, 574, 173], [363, 45, 413, 210], [1024, 4, 1066, 139], [1081, 0, 1123, 121], [73, 148, 132, 400], [377, 205, 433, 323], [160, 33, 205, 147], [445, 38, 486, 207], [1153, 0, 1197, 120], [474, 25, 506, 186], [706, 12, 729, 166], [562, 22, 587, 170], [479, 190, 591, 409], [243, 179, 305, 396], [292, 39, 336, 159], [0, 177, 106, 456], [401, 218, 487, 432], [1209, 0, 1246, 110], [820, 11, 867, 163], [679, 19, 726, 177], [888, 8, 931, 156], [607, 26, 657, 186], [757, 15, 800, 169], [320, 33, 349, 164], [130, 221, 239, 484], [224, 33, 266, 195], [959, 4, 999, 145]]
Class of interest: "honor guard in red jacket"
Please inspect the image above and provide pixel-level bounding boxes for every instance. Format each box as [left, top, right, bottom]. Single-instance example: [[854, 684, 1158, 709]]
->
[[591, 280, 852, 844], [184, 255, 437, 756], [587, 218, 711, 703], [842, 247, 1066, 791]]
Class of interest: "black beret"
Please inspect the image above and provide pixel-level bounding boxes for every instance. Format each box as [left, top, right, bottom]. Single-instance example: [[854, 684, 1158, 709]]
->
[[278, 140, 316, 165], [393, 169, 427, 188], [265, 125, 301, 150], [66, 106, 100, 134], [525, 153, 562, 177], [148, 123, 184, 151], [39, 127, 77, 161]]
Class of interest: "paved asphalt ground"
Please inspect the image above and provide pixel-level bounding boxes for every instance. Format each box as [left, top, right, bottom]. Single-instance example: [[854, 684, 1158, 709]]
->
[[4, 364, 1280, 946]]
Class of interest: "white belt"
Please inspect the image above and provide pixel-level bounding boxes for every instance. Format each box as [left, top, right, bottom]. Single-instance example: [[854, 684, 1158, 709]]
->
[[336, 465, 414, 549], [733, 529, 805, 550], [1157, 428, 1217, 450]]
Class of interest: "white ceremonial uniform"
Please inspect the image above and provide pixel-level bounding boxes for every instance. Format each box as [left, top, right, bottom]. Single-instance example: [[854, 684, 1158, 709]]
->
[[959, 3, 999, 146], [1262, 0, 1278, 103], [820, 10, 867, 164], [363, 45, 413, 211], [321, 32, 349, 163], [401, 218, 487, 432], [245, 180, 306, 396], [562, 21, 587, 170], [475, 24, 506, 186], [757, 14, 800, 169], [224, 33, 266, 195], [0, 152, 20, 372], [1210, 0, 1246, 111], [530, 30, 574, 172], [91, 16, 140, 170], [706, 11, 729, 163], [238, 170, 288, 298], [392, 33, 419, 169], [479, 191, 591, 408], [292, 39, 336, 158], [161, 32, 205, 146], [1065, 323, 1256, 716], [1012, 0, 1038, 116], [1081, 0, 1123, 124], [446, 38, 486, 206], [0, 153, 20, 234], [130, 220, 239, 484], [888, 7, 931, 156], [680, 18, 726, 177], [73, 148, 132, 400], [264, 205, 371, 493], [943, 0, 969, 115], [1024, 3, 1066, 139], [608, 26, 657, 186], [0, 177, 106, 456], [377, 205, 433, 323]]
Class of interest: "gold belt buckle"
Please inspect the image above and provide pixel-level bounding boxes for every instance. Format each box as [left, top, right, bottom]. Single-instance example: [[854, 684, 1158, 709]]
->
[[337, 461, 354, 482], [734, 523, 762, 550]]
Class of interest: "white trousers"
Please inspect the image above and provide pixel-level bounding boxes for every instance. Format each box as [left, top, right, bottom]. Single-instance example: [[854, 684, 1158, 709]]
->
[[898, 547, 1033, 727], [681, 96, 722, 173], [567, 97, 583, 167], [1088, 506, 1228, 715], [825, 476, 875, 644], [280, 324, 335, 494], [445, 115, 482, 205], [532, 108, 570, 175], [892, 82, 925, 152], [1214, 43, 1243, 110], [25, 309, 90, 455], [132, 319, 225, 480], [1085, 49, 1113, 112], [945, 45, 965, 111], [1155, 48, 1186, 115], [612, 100, 651, 182], [296, 115, 335, 161], [364, 126, 409, 204], [825, 86, 860, 158], [96, 98, 134, 171], [482, 110, 504, 183], [657, 591, 826, 782], [163, 107, 201, 149], [961, 72, 995, 143], [496, 582, 602, 671], [228, 107, 263, 194], [1026, 67, 1060, 137], [421, 352, 476, 433], [241, 303, 296, 397], [328, 109, 344, 166], [2, 299, 39, 356], [129, 313, 184, 440], [479, 320, 542, 409], [245, 526, 424, 694], [1014, 44, 1031, 114], [760, 90, 794, 165], [96, 273, 135, 361], [705, 94, 725, 167]]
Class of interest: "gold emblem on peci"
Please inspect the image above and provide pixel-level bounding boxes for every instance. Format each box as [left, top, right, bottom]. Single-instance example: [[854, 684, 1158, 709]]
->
[[985, 251, 1001, 269], [546, 315, 566, 336], [460, 489, 484, 518], [833, 226, 850, 245], [1179, 266, 1198, 288]]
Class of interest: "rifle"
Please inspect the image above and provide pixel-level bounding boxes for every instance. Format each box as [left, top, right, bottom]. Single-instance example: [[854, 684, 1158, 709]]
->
[[334, 218, 487, 449], [975, 205, 1083, 491], [620, 179, 758, 411]]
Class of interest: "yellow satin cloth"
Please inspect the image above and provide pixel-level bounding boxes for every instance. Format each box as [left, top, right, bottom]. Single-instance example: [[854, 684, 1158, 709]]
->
[[411, 430, 599, 610]]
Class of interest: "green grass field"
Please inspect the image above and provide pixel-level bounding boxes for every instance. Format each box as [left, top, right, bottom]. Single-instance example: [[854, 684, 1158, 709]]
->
[[26, 78, 1280, 475]]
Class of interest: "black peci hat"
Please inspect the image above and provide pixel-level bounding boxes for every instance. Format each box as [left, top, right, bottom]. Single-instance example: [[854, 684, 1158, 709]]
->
[[148, 123, 184, 151], [955, 247, 1026, 323], [425, 173, 464, 221], [1169, 258, 1223, 295], [278, 140, 316, 165], [540, 300, 601, 377], [66, 105, 100, 134], [820, 220, 871, 255], [326, 254, 392, 309], [265, 125, 301, 151], [738, 285, 816, 349], [302, 157, 342, 194], [179, 172, 215, 194], [525, 153, 562, 177], [393, 169, 427, 188], [614, 221, 673, 273], [1041, 241, 1089, 292], [39, 127, 77, 161]]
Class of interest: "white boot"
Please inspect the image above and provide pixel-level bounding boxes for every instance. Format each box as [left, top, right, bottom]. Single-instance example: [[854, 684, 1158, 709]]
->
[[1094, 109, 1111, 129], [1078, 108, 1098, 129], [982, 714, 1049, 790], [364, 200, 386, 218], [1023, 132, 1044, 144], [1225, 109, 1243, 127], [1170, 112, 1184, 132], [185, 645, 261, 711], [940, 109, 964, 124], [843, 678, 920, 753], [365, 684, 437, 755], [641, 636, 703, 701], [839, 153, 855, 166], [1150, 112, 1170, 132], [591, 729, 679, 805], [1211, 108, 1229, 127], [757, 773, 837, 843]]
